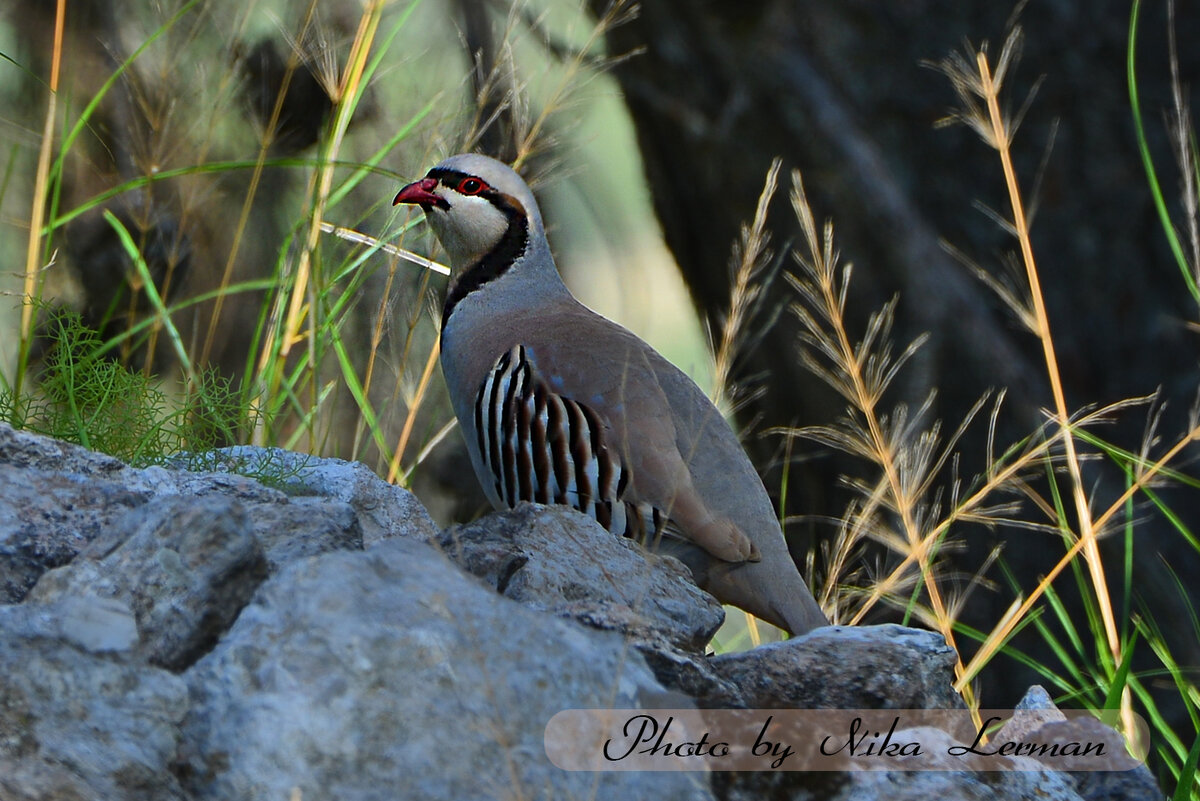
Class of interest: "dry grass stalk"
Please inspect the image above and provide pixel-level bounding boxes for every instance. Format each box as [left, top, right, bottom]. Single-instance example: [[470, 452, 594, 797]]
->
[[711, 157, 781, 413], [929, 28, 1200, 737], [16, 0, 67, 402], [944, 31, 1135, 716], [975, 40, 1121, 671], [387, 336, 441, 485], [784, 168, 979, 711]]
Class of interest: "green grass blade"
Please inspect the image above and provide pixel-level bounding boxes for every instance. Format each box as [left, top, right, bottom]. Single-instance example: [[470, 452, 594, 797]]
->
[[328, 327, 391, 463], [46, 157, 402, 233], [1101, 628, 1138, 713], [1076, 427, 1200, 489], [1173, 732, 1200, 801], [328, 95, 437, 210], [1141, 484, 1200, 555], [101, 211, 197, 385], [1127, 0, 1200, 302], [955, 614, 1075, 695]]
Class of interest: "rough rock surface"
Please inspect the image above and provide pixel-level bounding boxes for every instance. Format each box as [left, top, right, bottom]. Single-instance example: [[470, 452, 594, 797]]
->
[[824, 726, 1086, 801], [0, 424, 1162, 801], [179, 537, 709, 800], [711, 624, 967, 709], [715, 725, 1090, 801], [1, 433, 149, 602], [181, 446, 439, 545], [0, 426, 437, 604], [28, 495, 268, 671], [440, 502, 726, 652], [0, 600, 189, 801], [1005, 685, 1164, 801]]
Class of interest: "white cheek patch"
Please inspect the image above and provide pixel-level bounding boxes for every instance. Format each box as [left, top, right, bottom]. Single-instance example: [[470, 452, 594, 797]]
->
[[430, 195, 510, 270]]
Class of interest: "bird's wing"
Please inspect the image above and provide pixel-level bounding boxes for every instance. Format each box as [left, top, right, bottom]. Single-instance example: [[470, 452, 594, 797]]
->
[[499, 300, 763, 563]]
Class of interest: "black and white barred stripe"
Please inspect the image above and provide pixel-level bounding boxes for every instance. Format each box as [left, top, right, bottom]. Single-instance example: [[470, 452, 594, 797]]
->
[[474, 345, 667, 544]]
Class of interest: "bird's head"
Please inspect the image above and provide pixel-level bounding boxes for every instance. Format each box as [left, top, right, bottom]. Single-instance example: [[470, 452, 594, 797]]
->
[[394, 153, 541, 274]]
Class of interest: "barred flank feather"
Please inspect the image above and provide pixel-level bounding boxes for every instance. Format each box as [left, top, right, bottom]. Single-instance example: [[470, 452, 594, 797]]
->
[[474, 345, 665, 544]]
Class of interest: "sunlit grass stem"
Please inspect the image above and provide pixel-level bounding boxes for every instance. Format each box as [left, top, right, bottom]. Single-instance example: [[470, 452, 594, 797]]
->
[[975, 48, 1121, 670], [14, 0, 65, 412], [253, 0, 385, 447]]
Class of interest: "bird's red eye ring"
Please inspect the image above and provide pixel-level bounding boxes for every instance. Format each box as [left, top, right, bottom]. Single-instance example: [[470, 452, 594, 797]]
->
[[457, 177, 485, 195]]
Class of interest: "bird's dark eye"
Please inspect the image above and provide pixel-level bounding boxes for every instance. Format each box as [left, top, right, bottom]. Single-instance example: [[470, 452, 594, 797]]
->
[[457, 177, 485, 195]]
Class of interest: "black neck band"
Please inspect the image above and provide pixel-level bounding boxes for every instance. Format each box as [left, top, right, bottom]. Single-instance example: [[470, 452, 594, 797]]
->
[[441, 211, 529, 336]]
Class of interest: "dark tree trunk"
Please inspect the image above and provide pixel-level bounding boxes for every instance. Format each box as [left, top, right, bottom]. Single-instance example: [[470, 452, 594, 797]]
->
[[592, 0, 1199, 704]]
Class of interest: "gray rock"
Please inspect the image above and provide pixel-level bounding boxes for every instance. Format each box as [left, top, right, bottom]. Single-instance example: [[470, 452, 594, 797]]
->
[[1067, 742, 1163, 801], [0, 595, 138, 654], [1003, 686, 1162, 801], [29, 495, 268, 671], [0, 424, 277, 605], [1, 424, 436, 606], [0, 600, 189, 801], [0, 437, 148, 603], [55, 594, 140, 652], [715, 724, 1089, 801], [0, 427, 1165, 801], [0, 421, 131, 475], [711, 625, 966, 709], [130, 463, 289, 505], [247, 495, 363, 567], [825, 726, 1086, 800], [638, 646, 746, 708], [1001, 684, 1069, 740], [440, 503, 725, 652], [180, 537, 714, 801], [712, 770, 847, 801], [185, 445, 439, 544]]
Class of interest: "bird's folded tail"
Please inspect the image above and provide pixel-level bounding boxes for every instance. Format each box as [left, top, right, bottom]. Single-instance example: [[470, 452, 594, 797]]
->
[[683, 549, 828, 636]]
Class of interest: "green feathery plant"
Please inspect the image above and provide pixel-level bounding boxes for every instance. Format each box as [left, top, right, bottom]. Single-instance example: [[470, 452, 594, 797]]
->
[[0, 306, 243, 466]]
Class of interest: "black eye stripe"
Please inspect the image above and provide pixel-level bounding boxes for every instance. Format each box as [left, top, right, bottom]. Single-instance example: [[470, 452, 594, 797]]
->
[[425, 167, 526, 217], [430, 169, 491, 198], [427, 168, 476, 191]]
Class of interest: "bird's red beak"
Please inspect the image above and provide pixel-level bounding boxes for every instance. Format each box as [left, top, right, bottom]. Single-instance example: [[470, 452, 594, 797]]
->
[[393, 176, 446, 209]]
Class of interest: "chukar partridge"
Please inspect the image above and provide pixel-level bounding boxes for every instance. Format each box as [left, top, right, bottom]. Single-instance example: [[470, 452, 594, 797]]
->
[[394, 153, 827, 635]]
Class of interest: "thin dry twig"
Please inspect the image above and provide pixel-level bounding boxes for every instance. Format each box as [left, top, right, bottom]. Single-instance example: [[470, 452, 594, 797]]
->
[[711, 157, 781, 412], [320, 222, 450, 275]]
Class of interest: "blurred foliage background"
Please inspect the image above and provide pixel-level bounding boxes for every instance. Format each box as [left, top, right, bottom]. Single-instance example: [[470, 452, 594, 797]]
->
[[2, 0, 1199, 794]]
